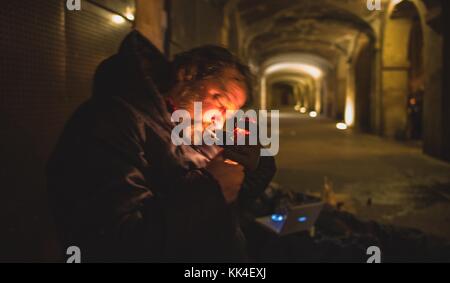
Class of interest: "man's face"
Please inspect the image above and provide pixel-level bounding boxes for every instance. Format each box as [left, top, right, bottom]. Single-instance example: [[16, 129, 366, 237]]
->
[[174, 67, 248, 130]]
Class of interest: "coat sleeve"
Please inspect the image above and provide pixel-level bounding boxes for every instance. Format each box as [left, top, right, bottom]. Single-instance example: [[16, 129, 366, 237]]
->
[[48, 98, 231, 262]]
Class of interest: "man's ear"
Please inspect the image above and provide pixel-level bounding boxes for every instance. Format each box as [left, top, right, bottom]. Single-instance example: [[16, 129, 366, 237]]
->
[[177, 66, 197, 82], [177, 68, 187, 82]]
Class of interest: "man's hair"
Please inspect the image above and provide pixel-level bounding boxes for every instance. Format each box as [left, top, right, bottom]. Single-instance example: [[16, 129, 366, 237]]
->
[[170, 45, 253, 106]]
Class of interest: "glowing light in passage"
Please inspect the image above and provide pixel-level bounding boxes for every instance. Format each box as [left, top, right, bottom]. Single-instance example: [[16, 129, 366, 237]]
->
[[309, 111, 318, 118], [264, 63, 323, 79], [344, 96, 354, 127], [336, 122, 348, 130], [300, 107, 307, 114]]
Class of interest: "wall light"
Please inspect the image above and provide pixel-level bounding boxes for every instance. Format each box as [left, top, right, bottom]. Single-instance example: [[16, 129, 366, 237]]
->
[[125, 7, 135, 21], [112, 15, 126, 24], [300, 107, 307, 114], [125, 13, 135, 21]]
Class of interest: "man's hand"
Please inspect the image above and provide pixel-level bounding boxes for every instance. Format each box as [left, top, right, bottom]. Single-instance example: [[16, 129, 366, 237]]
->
[[205, 155, 244, 204], [222, 144, 261, 172]]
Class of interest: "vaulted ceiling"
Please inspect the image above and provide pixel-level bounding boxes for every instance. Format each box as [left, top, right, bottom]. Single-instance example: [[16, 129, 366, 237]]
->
[[226, 0, 381, 69]]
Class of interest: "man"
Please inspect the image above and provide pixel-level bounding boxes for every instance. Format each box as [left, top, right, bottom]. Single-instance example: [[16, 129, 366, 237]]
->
[[47, 31, 275, 262]]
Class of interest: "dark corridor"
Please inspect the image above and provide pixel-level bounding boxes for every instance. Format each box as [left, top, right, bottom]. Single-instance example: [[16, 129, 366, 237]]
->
[[0, 0, 450, 263]]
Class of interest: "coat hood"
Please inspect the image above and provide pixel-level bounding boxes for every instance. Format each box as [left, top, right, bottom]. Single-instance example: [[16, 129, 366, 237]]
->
[[93, 30, 172, 126]]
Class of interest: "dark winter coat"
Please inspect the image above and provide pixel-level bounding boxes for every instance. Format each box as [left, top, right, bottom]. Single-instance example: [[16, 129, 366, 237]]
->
[[47, 30, 275, 262]]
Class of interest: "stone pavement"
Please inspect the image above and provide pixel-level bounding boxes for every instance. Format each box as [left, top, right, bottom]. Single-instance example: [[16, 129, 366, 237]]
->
[[273, 111, 450, 240]]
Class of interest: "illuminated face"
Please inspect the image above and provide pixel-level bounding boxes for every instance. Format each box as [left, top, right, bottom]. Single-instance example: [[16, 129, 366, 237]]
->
[[201, 67, 247, 129], [173, 67, 248, 131]]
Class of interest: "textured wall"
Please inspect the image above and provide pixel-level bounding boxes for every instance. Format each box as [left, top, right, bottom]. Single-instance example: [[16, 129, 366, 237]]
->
[[354, 43, 373, 132], [169, 0, 225, 56], [135, 0, 166, 52], [422, 11, 444, 160], [0, 0, 132, 261]]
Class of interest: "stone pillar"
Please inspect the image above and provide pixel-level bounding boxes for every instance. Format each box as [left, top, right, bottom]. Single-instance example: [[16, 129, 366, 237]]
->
[[381, 18, 412, 139], [315, 78, 322, 114], [336, 56, 348, 120], [135, 0, 166, 52]]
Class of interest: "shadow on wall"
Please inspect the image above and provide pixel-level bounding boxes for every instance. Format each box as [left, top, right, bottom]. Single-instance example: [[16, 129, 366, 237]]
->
[[0, 113, 62, 262]]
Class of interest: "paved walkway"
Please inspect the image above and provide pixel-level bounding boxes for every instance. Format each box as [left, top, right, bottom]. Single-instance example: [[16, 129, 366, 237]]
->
[[273, 111, 450, 239]]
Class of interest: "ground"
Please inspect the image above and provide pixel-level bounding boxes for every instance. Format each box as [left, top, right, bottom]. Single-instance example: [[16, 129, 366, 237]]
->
[[273, 110, 450, 240]]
